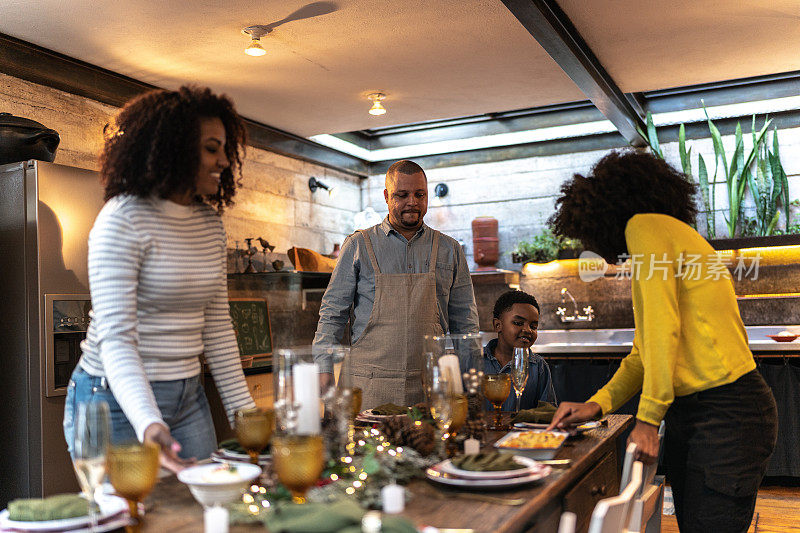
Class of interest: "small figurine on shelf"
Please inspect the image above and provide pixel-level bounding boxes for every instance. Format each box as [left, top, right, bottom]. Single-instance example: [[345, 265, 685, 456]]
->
[[271, 259, 284, 271], [257, 237, 275, 273], [243, 238, 257, 273], [233, 241, 242, 273]]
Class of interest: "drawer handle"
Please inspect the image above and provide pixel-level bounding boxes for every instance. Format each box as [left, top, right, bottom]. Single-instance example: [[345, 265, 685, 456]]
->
[[253, 384, 262, 392], [590, 485, 607, 497]]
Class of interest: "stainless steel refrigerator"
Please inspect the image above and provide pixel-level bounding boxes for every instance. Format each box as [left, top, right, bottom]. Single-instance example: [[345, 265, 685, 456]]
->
[[0, 160, 106, 507]]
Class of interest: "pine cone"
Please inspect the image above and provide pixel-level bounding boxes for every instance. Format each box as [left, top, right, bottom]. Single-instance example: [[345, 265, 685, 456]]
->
[[459, 417, 486, 442], [467, 393, 483, 416], [380, 416, 436, 456], [380, 415, 407, 446]]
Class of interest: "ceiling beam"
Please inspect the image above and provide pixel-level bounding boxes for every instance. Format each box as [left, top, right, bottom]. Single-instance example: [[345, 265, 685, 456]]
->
[[501, 0, 648, 147], [0, 33, 368, 177]]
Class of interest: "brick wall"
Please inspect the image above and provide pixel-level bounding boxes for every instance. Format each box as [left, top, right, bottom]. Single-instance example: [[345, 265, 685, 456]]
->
[[0, 72, 362, 266], [362, 129, 800, 271]]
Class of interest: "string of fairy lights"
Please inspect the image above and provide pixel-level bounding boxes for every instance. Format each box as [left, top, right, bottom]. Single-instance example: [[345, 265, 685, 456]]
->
[[240, 426, 410, 515]]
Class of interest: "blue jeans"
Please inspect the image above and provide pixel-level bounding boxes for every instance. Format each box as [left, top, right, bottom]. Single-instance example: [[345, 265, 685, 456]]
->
[[63, 366, 217, 461]]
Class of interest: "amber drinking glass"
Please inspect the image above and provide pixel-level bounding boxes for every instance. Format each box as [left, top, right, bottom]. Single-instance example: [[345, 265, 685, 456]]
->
[[350, 387, 363, 420], [449, 393, 468, 434], [272, 434, 325, 503], [106, 442, 160, 533], [235, 408, 275, 465], [482, 373, 512, 430]]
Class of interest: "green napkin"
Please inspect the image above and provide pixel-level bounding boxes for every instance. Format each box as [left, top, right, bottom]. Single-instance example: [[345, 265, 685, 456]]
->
[[263, 499, 417, 533], [371, 403, 409, 416], [7, 494, 89, 522], [451, 452, 526, 472], [511, 401, 558, 424], [219, 438, 270, 455]]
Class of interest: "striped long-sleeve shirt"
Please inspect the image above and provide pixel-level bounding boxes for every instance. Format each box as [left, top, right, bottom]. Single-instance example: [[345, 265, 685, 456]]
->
[[79, 195, 254, 441]]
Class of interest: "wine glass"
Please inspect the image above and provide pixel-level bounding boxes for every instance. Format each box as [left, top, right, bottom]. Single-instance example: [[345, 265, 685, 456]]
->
[[106, 442, 160, 533], [428, 366, 455, 458], [72, 402, 110, 532], [271, 434, 325, 504], [482, 373, 512, 430], [511, 347, 530, 413], [235, 408, 275, 465]]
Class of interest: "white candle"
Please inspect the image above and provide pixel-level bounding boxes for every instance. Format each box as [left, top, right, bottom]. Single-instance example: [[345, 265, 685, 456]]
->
[[464, 438, 480, 455], [204, 505, 229, 533], [293, 362, 321, 434], [381, 483, 405, 514], [438, 354, 464, 394]]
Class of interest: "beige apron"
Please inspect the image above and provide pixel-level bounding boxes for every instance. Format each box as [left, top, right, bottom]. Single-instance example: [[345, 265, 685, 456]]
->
[[349, 229, 444, 410]]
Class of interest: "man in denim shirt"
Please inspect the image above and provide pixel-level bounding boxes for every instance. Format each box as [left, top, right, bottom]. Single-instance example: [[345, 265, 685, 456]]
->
[[484, 290, 556, 411], [314, 160, 479, 408]]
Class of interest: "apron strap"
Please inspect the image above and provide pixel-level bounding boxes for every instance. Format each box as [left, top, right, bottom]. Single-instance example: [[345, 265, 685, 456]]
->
[[358, 230, 381, 274], [429, 230, 440, 273]]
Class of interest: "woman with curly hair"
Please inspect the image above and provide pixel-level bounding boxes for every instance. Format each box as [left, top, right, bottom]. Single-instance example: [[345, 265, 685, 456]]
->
[[63, 86, 255, 472], [547, 150, 777, 532]]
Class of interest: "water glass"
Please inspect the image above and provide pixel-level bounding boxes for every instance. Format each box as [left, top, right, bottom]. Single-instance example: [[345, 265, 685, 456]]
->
[[107, 442, 160, 533], [272, 434, 325, 504], [234, 408, 275, 465], [482, 373, 512, 430]]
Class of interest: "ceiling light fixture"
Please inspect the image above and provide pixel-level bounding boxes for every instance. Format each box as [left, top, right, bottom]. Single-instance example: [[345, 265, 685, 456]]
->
[[243, 26, 271, 57], [367, 93, 387, 116]]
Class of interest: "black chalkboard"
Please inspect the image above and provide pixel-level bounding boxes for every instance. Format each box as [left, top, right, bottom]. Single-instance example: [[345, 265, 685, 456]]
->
[[229, 298, 273, 359]]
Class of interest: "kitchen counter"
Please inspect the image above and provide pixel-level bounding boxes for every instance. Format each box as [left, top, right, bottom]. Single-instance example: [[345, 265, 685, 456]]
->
[[530, 325, 800, 354]]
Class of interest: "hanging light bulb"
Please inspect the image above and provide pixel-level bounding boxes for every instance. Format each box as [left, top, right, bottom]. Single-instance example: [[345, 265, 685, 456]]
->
[[367, 93, 387, 115], [245, 38, 267, 56], [243, 26, 270, 57]]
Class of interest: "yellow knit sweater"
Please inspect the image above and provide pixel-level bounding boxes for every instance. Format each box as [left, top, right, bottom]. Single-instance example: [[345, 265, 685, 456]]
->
[[588, 213, 756, 425]]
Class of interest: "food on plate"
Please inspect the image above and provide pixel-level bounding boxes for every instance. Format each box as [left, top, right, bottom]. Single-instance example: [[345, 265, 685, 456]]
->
[[778, 330, 795, 337], [7, 494, 89, 521], [451, 452, 526, 472], [200, 464, 242, 483], [370, 403, 410, 416], [497, 431, 566, 449]]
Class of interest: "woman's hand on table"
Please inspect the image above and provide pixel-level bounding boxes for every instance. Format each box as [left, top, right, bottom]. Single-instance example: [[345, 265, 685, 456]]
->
[[546, 401, 602, 431], [143, 422, 195, 473], [627, 420, 660, 464]]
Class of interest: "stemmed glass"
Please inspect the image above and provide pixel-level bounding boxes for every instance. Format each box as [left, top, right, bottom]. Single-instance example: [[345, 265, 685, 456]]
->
[[482, 373, 512, 430], [271, 434, 325, 504], [235, 408, 275, 465], [511, 347, 530, 413], [106, 441, 160, 533], [428, 366, 455, 458], [72, 402, 110, 532]]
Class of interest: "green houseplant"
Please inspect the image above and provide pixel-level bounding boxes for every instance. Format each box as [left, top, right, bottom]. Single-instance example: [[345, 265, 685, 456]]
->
[[511, 227, 581, 263], [639, 109, 792, 239]]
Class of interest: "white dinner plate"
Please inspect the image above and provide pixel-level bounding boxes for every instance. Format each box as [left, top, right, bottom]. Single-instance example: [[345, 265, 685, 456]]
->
[[355, 408, 408, 423], [437, 455, 542, 480], [425, 463, 551, 488], [211, 450, 271, 467], [0, 493, 127, 532]]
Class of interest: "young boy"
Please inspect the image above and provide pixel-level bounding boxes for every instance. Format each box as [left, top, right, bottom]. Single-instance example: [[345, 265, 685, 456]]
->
[[484, 290, 556, 410]]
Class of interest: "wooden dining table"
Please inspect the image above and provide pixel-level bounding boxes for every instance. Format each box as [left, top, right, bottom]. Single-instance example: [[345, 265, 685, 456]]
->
[[140, 414, 633, 533]]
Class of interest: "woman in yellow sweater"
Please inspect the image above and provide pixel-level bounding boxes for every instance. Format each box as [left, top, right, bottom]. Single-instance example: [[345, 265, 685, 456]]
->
[[547, 151, 777, 532]]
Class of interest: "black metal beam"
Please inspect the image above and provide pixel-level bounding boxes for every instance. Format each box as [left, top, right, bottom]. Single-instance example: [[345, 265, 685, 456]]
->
[[0, 33, 368, 177], [501, 0, 648, 146]]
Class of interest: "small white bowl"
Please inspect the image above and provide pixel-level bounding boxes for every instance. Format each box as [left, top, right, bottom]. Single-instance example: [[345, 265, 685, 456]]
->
[[177, 463, 261, 507]]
